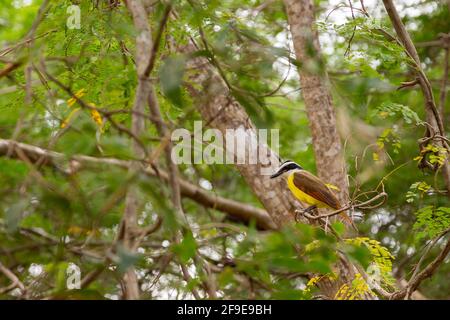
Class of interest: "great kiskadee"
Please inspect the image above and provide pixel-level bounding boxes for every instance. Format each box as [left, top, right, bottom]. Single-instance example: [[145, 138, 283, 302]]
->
[[270, 160, 353, 225]]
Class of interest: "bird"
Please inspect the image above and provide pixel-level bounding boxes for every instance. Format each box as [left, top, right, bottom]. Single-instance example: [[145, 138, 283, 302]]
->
[[270, 160, 354, 226]]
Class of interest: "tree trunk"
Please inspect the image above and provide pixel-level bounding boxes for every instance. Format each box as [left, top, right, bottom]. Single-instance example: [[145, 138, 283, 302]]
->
[[282, 0, 361, 298], [184, 48, 300, 227], [120, 0, 153, 300], [283, 0, 350, 208], [181, 39, 359, 297]]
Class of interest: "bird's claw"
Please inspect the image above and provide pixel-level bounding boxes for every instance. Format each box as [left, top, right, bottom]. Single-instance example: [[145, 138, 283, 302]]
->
[[295, 205, 317, 222]]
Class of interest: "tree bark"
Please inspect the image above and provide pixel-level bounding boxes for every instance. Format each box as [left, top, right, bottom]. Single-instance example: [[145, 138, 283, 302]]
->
[[281, 0, 364, 298], [120, 0, 153, 300], [283, 0, 350, 208], [183, 44, 300, 228]]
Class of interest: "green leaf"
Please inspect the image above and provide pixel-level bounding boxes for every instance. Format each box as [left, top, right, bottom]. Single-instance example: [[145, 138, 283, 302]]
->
[[332, 221, 346, 237], [116, 245, 140, 273], [159, 55, 186, 107], [413, 206, 450, 241], [172, 231, 197, 263], [372, 102, 422, 125], [4, 198, 29, 233]]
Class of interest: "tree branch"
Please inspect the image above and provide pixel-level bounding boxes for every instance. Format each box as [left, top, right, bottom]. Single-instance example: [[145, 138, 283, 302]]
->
[[382, 0, 445, 135], [144, 3, 172, 77], [0, 261, 26, 296], [382, 0, 450, 198], [0, 138, 275, 229], [390, 228, 450, 300], [119, 0, 156, 300], [299, 192, 387, 221], [148, 85, 187, 227], [439, 37, 449, 117]]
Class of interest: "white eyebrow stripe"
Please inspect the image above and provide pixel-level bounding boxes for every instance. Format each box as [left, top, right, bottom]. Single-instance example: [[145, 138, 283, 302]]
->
[[279, 161, 295, 171]]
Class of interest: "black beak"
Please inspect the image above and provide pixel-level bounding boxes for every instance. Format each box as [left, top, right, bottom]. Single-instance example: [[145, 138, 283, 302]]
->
[[270, 170, 283, 179]]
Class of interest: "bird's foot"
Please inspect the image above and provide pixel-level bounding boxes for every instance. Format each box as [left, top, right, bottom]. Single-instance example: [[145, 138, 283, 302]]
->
[[304, 205, 318, 213], [295, 205, 317, 222]]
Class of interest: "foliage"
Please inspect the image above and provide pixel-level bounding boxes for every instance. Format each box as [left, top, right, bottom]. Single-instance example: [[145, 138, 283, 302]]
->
[[413, 206, 450, 241], [0, 0, 449, 300], [372, 102, 422, 125], [406, 181, 432, 203], [344, 237, 395, 288], [335, 273, 373, 300]]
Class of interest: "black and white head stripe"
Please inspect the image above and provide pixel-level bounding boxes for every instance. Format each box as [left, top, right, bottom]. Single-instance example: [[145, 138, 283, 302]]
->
[[279, 160, 302, 171], [270, 160, 303, 179]]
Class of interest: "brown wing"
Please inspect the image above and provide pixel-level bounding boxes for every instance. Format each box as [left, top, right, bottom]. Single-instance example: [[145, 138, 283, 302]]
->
[[293, 170, 341, 209]]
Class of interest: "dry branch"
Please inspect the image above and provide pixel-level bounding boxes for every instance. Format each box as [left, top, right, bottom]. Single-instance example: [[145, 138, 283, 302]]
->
[[0, 138, 275, 230]]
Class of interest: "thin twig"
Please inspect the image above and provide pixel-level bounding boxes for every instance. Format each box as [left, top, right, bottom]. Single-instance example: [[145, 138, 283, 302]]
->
[[390, 228, 450, 300], [439, 45, 449, 117], [300, 192, 387, 221], [144, 3, 172, 77], [0, 261, 26, 295]]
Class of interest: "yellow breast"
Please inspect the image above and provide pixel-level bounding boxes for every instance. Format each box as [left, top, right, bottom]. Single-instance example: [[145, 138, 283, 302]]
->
[[287, 173, 330, 208]]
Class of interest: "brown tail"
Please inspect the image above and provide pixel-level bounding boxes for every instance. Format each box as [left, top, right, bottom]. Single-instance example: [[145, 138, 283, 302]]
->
[[339, 211, 358, 232]]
